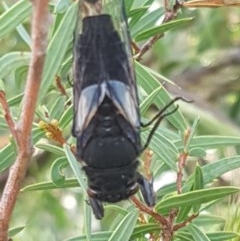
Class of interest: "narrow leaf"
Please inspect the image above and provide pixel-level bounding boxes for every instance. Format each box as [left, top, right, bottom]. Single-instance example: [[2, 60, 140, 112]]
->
[[140, 86, 163, 116], [0, 0, 32, 38], [36, 143, 65, 156], [135, 18, 193, 42], [84, 200, 92, 241], [8, 226, 25, 237], [63, 144, 88, 196], [136, 61, 187, 132], [21, 178, 79, 191], [50, 157, 69, 186], [0, 52, 31, 79], [0, 143, 16, 173], [39, 2, 78, 101], [156, 187, 239, 214], [108, 210, 139, 241], [188, 224, 211, 241]]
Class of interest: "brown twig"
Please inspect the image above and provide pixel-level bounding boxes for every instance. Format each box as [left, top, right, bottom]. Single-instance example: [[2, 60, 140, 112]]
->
[[135, 0, 182, 61], [0, 91, 18, 142], [0, 1, 50, 240], [176, 152, 188, 194], [144, 149, 153, 180], [130, 196, 169, 226], [173, 213, 199, 231], [55, 75, 69, 98], [131, 196, 174, 241], [176, 128, 191, 194]]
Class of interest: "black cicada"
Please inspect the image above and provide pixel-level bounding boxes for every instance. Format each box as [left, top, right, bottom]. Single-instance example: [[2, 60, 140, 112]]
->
[[72, 0, 184, 219]]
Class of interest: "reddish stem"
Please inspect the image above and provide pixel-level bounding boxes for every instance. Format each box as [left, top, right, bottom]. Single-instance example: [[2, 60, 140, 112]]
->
[[135, 0, 182, 61], [173, 213, 199, 231], [0, 1, 50, 240], [0, 91, 18, 142], [131, 196, 169, 226]]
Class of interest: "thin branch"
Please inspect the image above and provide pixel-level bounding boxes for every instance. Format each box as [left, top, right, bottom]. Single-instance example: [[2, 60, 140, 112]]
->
[[0, 91, 18, 142], [176, 127, 191, 194], [173, 213, 199, 231], [130, 196, 169, 226], [55, 76, 69, 98], [0, 1, 50, 240], [135, 0, 182, 61]]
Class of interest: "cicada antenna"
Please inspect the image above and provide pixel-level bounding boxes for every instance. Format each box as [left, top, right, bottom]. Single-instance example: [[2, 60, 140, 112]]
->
[[141, 97, 192, 151]]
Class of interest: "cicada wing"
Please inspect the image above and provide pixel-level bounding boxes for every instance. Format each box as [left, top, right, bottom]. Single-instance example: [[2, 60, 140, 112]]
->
[[73, 79, 140, 135], [74, 84, 105, 136], [106, 80, 139, 129]]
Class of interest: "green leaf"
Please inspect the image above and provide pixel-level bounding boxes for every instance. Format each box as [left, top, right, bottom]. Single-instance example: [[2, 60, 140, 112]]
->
[[174, 136, 240, 150], [124, 0, 135, 15], [141, 130, 178, 171], [49, 96, 67, 119], [189, 147, 206, 158], [8, 93, 24, 106], [192, 166, 204, 213], [0, 143, 16, 173], [0, 0, 32, 38], [108, 210, 138, 241], [131, 8, 164, 38], [8, 226, 25, 237], [2, 1, 32, 47], [36, 143, 65, 156], [0, 52, 31, 79], [183, 156, 240, 191], [65, 232, 112, 241], [176, 205, 192, 223], [105, 205, 128, 216], [207, 232, 238, 241], [185, 117, 200, 152], [128, 6, 149, 28], [135, 18, 193, 42], [39, 2, 78, 101], [136, 61, 187, 132], [176, 166, 204, 221], [156, 187, 239, 214], [55, 0, 72, 13], [63, 144, 88, 196], [175, 231, 238, 241], [193, 214, 225, 227], [65, 223, 161, 241], [84, 200, 92, 241], [193, 166, 204, 191], [130, 224, 160, 240], [32, 127, 45, 143], [21, 178, 79, 191], [139, 65, 177, 86], [139, 85, 163, 116], [59, 103, 73, 129], [202, 156, 240, 184], [50, 157, 69, 186], [188, 224, 211, 241], [0, 79, 5, 92]]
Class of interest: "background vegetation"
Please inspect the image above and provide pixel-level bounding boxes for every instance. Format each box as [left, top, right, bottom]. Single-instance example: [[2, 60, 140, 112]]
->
[[0, 0, 240, 240]]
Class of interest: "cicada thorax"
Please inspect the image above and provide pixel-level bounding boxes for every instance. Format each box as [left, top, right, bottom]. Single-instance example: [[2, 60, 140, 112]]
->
[[78, 96, 141, 167]]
